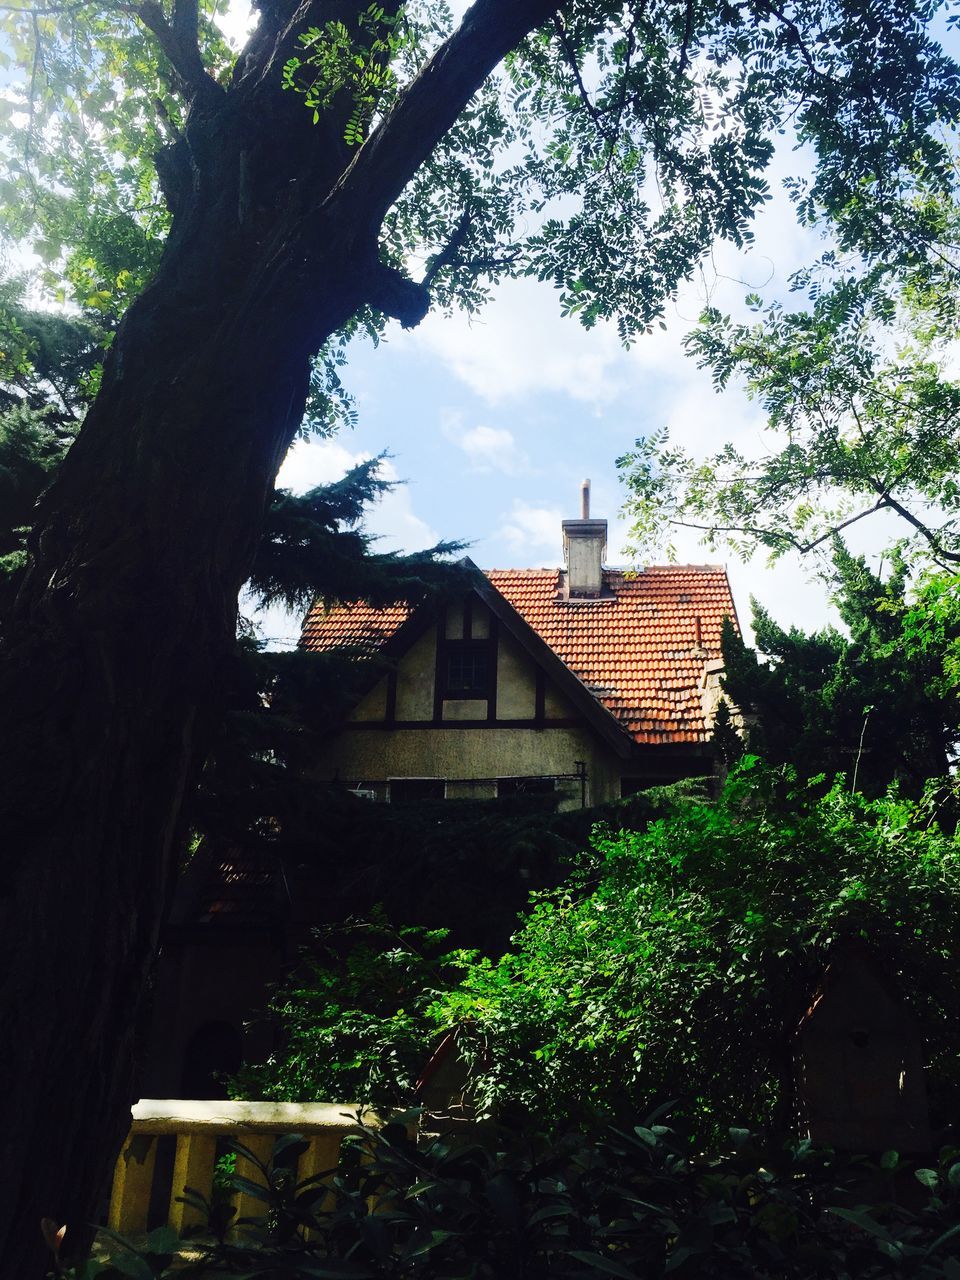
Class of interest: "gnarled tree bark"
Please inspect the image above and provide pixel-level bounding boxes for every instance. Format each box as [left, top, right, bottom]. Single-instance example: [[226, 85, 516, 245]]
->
[[0, 0, 560, 1272]]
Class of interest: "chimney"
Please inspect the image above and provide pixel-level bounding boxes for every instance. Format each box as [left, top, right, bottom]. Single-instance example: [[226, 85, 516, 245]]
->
[[562, 479, 607, 598]]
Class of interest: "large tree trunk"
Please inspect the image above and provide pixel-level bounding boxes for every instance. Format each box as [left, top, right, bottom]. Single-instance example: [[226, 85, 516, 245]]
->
[[0, 0, 559, 1271], [0, 240, 357, 1275]]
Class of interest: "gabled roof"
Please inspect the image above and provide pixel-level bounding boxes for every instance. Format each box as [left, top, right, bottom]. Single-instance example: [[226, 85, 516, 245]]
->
[[488, 566, 737, 744], [300, 562, 738, 748]]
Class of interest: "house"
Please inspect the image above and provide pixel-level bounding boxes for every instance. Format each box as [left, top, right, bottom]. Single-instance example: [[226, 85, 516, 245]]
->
[[139, 486, 740, 1100], [300, 483, 739, 809]]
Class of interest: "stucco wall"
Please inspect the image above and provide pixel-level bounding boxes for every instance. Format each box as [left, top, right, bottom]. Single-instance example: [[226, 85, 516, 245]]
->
[[313, 725, 622, 808], [496, 627, 537, 719], [315, 590, 710, 809], [395, 626, 436, 720]]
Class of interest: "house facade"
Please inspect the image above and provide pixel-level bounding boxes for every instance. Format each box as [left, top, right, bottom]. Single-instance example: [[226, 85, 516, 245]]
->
[[301, 486, 739, 808]]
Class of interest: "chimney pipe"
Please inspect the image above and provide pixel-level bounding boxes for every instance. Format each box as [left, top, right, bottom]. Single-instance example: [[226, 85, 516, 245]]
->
[[562, 481, 607, 599]]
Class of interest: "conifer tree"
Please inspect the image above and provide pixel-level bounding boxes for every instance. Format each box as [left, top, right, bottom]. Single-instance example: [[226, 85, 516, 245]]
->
[[721, 545, 960, 795]]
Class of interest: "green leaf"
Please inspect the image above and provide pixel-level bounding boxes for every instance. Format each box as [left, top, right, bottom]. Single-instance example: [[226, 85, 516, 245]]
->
[[566, 1250, 643, 1278], [827, 1207, 892, 1240]]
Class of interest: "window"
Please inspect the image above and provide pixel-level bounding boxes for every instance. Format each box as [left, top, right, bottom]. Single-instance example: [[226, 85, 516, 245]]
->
[[389, 778, 446, 805], [444, 642, 490, 697]]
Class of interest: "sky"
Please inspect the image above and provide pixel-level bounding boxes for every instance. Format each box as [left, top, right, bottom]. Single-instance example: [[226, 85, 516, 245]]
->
[[212, 1, 921, 651], [255, 174, 893, 649]]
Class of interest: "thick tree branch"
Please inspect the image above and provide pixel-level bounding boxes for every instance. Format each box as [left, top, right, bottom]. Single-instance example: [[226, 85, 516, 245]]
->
[[171, 0, 197, 44], [327, 0, 562, 233], [364, 262, 430, 327], [421, 210, 472, 290], [136, 0, 223, 100]]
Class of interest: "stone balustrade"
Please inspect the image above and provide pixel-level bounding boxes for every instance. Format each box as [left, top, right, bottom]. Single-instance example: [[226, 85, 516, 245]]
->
[[108, 1098, 370, 1236]]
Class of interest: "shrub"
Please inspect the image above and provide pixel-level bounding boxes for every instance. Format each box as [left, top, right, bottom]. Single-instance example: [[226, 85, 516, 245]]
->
[[435, 763, 960, 1135], [241, 763, 960, 1139], [59, 1118, 960, 1279]]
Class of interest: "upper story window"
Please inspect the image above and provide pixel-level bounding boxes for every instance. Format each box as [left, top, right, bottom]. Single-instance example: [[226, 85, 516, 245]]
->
[[444, 642, 491, 698]]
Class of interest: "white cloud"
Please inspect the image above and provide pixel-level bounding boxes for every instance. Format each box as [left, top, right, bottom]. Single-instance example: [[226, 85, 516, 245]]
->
[[497, 501, 564, 563], [276, 439, 366, 491], [366, 465, 441, 554], [447, 422, 528, 475], [404, 278, 625, 406]]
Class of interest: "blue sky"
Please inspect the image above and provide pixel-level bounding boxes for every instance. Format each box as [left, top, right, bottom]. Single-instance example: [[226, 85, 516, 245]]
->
[[264, 168, 901, 649], [238, 2, 941, 650]]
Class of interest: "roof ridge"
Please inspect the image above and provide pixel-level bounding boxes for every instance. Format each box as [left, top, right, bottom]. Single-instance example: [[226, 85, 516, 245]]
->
[[482, 564, 727, 574]]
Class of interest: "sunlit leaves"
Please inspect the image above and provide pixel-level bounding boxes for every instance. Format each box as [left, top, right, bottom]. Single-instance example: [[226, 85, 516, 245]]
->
[[619, 283, 960, 565], [428, 765, 960, 1137], [4, 0, 960, 353], [283, 6, 407, 142]]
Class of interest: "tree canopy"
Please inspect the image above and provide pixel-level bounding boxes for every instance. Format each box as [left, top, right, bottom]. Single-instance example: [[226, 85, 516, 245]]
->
[[618, 255, 960, 568], [3, 0, 960, 345]]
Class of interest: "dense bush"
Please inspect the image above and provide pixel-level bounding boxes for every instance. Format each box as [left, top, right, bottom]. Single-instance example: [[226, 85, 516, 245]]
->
[[60, 1118, 960, 1279], [230, 912, 466, 1107], [240, 763, 960, 1139], [435, 763, 960, 1135], [271, 784, 679, 951]]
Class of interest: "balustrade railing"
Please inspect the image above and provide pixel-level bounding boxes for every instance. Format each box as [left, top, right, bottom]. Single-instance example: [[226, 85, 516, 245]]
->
[[108, 1099, 370, 1237]]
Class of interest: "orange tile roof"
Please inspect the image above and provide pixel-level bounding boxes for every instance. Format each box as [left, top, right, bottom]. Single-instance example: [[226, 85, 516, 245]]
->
[[301, 566, 738, 746], [299, 599, 413, 657]]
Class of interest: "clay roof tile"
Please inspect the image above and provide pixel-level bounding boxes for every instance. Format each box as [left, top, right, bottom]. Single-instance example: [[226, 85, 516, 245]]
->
[[301, 565, 738, 746]]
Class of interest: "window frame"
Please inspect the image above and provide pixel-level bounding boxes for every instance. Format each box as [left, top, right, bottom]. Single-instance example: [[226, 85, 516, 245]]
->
[[441, 640, 493, 700]]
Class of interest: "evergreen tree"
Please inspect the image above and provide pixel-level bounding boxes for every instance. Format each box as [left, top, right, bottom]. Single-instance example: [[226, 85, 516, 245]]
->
[[0, 282, 102, 615], [721, 544, 960, 795]]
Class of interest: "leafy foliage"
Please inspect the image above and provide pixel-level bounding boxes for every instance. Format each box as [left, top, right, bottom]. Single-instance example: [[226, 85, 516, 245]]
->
[[619, 276, 960, 566], [283, 4, 408, 142], [720, 546, 960, 795], [5, 0, 960, 346], [58, 1119, 960, 1278], [231, 914, 464, 1109], [430, 765, 960, 1136], [246, 765, 960, 1139]]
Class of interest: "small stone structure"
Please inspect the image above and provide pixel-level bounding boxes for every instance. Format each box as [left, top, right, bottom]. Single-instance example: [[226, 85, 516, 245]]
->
[[797, 939, 930, 1153]]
